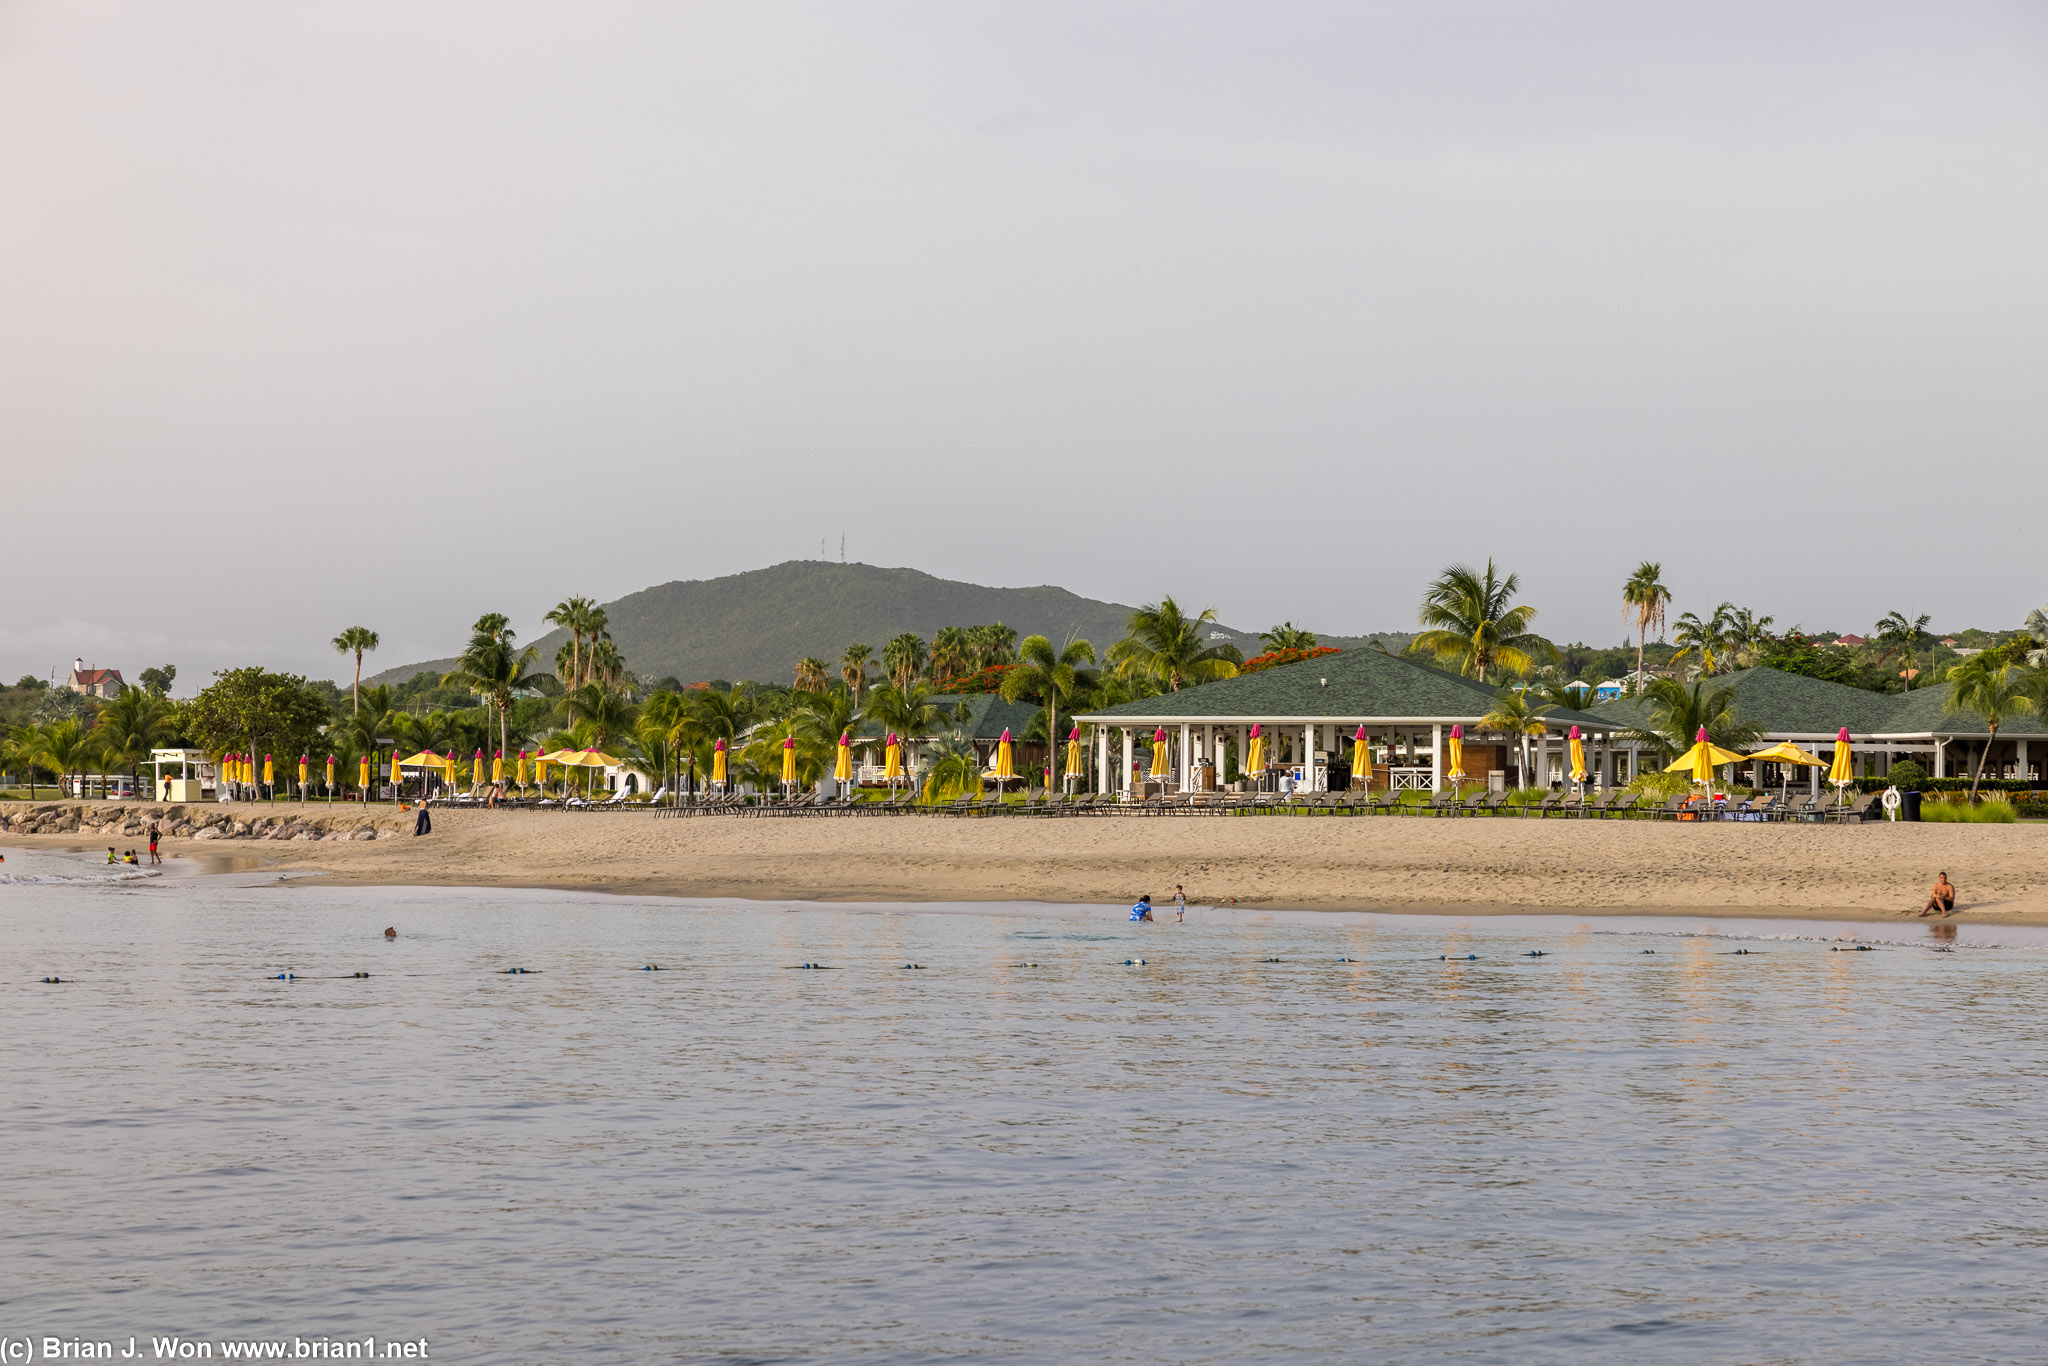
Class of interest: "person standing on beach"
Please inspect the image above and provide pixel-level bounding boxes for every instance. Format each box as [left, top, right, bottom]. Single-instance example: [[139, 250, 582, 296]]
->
[[1172, 886, 1187, 922], [147, 822, 161, 865], [414, 804, 432, 837]]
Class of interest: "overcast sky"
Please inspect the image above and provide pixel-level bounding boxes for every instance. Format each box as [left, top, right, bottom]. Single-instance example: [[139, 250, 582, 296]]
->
[[4, 2, 2044, 691]]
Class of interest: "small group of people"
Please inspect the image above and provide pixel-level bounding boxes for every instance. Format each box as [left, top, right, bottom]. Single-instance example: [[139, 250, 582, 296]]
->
[[102, 823, 164, 868], [105, 847, 140, 866], [1130, 886, 1190, 923]]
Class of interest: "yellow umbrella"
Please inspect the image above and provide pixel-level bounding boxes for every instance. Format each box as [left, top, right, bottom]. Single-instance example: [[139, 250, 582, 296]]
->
[[780, 735, 797, 786], [358, 754, 370, 792], [1148, 727, 1169, 778], [1064, 727, 1084, 786], [711, 738, 728, 785], [473, 749, 485, 789], [323, 754, 334, 791], [389, 749, 402, 785], [883, 733, 902, 782], [397, 751, 457, 771], [996, 729, 1016, 781], [1351, 726, 1371, 788], [516, 750, 528, 785], [553, 748, 621, 768], [297, 754, 309, 791], [1246, 723, 1266, 774], [1447, 725, 1467, 783], [1828, 727, 1854, 788], [834, 731, 854, 783], [1568, 726, 1587, 785], [492, 750, 504, 784], [262, 754, 273, 787], [1746, 741, 1827, 767], [534, 754, 548, 790], [1665, 727, 1745, 783]]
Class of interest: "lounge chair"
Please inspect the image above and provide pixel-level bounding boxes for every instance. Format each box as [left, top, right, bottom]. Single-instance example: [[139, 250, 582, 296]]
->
[[1603, 793, 1638, 818]]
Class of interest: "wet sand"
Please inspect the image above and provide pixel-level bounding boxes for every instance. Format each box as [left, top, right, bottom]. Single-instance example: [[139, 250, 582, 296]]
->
[[10, 806, 2042, 923]]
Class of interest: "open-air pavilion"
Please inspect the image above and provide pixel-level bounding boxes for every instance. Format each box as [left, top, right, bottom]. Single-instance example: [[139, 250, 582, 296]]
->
[[1076, 649, 1618, 797]]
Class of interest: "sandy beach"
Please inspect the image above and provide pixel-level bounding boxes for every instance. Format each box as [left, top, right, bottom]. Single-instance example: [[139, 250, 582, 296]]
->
[[10, 804, 2046, 922]]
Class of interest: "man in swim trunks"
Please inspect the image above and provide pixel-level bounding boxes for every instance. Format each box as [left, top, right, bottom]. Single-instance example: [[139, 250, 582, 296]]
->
[[1130, 896, 1153, 922], [148, 822, 161, 865], [1921, 872, 1956, 918]]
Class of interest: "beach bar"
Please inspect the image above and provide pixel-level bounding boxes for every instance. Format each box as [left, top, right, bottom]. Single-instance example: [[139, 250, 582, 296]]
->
[[1076, 648, 1619, 798]]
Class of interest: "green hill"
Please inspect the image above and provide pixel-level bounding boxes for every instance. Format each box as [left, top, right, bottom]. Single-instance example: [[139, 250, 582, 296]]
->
[[367, 561, 1408, 690]]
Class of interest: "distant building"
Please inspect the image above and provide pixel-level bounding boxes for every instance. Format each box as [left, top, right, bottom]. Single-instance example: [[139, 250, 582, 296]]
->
[[1830, 634, 1867, 648], [66, 658, 125, 698]]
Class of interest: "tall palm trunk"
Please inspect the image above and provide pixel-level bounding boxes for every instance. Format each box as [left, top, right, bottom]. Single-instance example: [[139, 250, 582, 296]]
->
[[1635, 623, 1646, 695], [352, 651, 363, 715], [1970, 725, 1998, 800]]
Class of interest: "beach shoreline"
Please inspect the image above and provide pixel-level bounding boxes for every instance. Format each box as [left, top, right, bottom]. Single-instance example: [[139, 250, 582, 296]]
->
[[6, 805, 2045, 924]]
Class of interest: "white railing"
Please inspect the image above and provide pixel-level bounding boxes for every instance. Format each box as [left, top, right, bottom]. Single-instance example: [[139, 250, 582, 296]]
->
[[1389, 768, 1433, 791]]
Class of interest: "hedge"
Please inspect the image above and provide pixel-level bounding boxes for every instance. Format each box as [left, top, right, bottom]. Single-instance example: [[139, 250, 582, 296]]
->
[[1850, 776, 2040, 795]]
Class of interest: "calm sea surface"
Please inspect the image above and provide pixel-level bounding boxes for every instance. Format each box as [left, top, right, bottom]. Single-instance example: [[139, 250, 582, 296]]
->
[[3, 846, 2046, 1364]]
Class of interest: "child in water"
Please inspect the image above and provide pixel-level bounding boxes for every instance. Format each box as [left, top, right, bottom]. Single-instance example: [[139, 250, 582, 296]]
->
[[1130, 895, 1154, 922]]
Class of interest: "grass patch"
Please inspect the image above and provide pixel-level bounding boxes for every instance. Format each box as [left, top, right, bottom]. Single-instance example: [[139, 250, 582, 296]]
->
[[1921, 795, 2019, 824]]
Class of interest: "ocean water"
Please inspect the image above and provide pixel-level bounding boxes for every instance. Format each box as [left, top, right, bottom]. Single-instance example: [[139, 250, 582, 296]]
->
[[3, 849, 2045, 1364]]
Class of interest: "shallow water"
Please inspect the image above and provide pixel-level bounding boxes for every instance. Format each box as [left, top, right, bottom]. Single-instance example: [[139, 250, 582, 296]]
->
[[3, 867, 2046, 1364]]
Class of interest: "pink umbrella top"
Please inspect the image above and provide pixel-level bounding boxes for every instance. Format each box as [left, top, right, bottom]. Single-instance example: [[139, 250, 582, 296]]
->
[[1450, 725, 1463, 740], [1354, 726, 1367, 741], [1249, 723, 1262, 738], [886, 733, 898, 746], [1068, 726, 1080, 741], [999, 729, 1013, 743], [1837, 727, 1851, 742], [1696, 727, 1709, 742], [714, 738, 727, 751], [494, 749, 502, 758], [838, 732, 850, 746], [518, 749, 527, 759], [1568, 726, 1580, 740], [264, 753, 272, 762], [782, 736, 794, 749], [1154, 727, 1168, 743]]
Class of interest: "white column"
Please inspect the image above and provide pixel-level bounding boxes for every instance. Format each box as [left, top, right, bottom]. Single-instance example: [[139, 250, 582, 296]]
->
[[1934, 739, 1946, 778], [1121, 728, 1134, 795], [1095, 727, 1108, 793], [1430, 723, 1443, 794], [2020, 738, 2031, 782], [1180, 723, 1192, 793]]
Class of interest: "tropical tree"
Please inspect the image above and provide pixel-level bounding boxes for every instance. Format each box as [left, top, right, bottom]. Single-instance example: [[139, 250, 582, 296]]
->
[[555, 682, 638, 753], [1944, 658, 2037, 798], [1670, 604, 1734, 677], [1623, 678, 1761, 765], [970, 622, 1018, 670], [93, 688, 179, 785], [1621, 562, 1671, 695], [2019, 607, 2045, 669], [1109, 597, 1242, 692], [883, 633, 927, 691], [793, 657, 831, 693], [545, 597, 605, 689], [915, 726, 981, 804], [1722, 607, 1776, 670], [1478, 689, 1556, 786], [185, 668, 334, 775], [863, 680, 948, 746], [839, 645, 874, 707], [1409, 561, 1555, 684], [137, 664, 177, 698], [927, 627, 970, 686], [26, 718, 102, 798], [331, 626, 379, 715], [2, 726, 52, 798], [441, 613, 553, 760], [1000, 635, 1098, 786], [1259, 623, 1317, 652]]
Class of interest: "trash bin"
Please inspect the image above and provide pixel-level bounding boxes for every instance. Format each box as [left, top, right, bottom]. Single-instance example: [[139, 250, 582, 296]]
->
[[1902, 790, 1921, 822]]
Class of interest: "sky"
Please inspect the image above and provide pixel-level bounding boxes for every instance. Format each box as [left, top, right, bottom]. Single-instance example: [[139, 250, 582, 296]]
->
[[4, 1, 2045, 692]]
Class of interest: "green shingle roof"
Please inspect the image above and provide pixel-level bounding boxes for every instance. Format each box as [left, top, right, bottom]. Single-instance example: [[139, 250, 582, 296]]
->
[[927, 693, 1047, 741], [1076, 648, 1609, 729], [1586, 666, 2047, 739]]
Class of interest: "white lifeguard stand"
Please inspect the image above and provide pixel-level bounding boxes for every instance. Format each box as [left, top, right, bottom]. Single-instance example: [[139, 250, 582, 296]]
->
[[151, 749, 214, 803]]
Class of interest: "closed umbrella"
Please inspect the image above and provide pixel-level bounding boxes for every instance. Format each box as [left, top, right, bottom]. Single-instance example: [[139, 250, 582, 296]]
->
[[388, 749, 401, 796], [534, 753, 548, 793], [263, 754, 273, 792], [996, 729, 1017, 783], [1447, 725, 1466, 786], [1064, 727, 1084, 789], [834, 732, 854, 784], [1568, 726, 1587, 789], [1351, 726, 1371, 791], [1829, 726, 1854, 807], [1149, 727, 1170, 779], [1246, 724, 1266, 782], [516, 750, 528, 786], [780, 735, 797, 790], [493, 750, 504, 784], [711, 738, 728, 787], [883, 733, 903, 784], [358, 754, 370, 795], [297, 754, 308, 799], [473, 748, 485, 792]]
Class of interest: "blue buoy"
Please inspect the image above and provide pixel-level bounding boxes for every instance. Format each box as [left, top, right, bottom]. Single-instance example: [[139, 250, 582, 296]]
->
[[1526, 950, 1546, 958], [274, 972, 295, 980], [642, 964, 662, 971], [503, 967, 532, 974], [1124, 958, 1146, 965], [901, 963, 923, 970], [350, 971, 369, 979], [40, 976, 62, 984], [1262, 956, 1282, 963], [1338, 956, 1354, 963], [1642, 949, 1655, 954]]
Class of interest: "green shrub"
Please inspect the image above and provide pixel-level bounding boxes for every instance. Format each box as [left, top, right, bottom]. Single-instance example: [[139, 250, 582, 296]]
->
[[1886, 759, 1927, 790], [1921, 794, 2019, 824]]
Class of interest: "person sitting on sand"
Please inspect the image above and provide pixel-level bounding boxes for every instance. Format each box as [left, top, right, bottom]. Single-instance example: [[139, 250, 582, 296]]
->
[[1921, 872, 1957, 918], [1130, 895, 1154, 922]]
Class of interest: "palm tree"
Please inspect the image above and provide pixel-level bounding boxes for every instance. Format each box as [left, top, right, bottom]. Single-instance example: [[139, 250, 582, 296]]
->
[[29, 717, 100, 798], [1000, 635, 1097, 786], [93, 688, 178, 788], [331, 626, 379, 715], [2025, 606, 2048, 669], [1109, 598, 1242, 691], [1723, 607, 1776, 670], [970, 623, 1017, 670], [1409, 561, 1555, 683], [1259, 623, 1317, 652], [883, 633, 927, 691], [1479, 689, 1556, 786], [1621, 562, 1671, 695], [3, 726, 49, 798], [915, 726, 981, 804], [928, 627, 971, 685], [442, 614, 553, 760], [793, 657, 831, 693], [1670, 604, 1733, 677], [556, 682, 638, 753], [1944, 658, 2037, 798], [1874, 610, 1933, 689], [839, 644, 873, 707], [545, 597, 605, 689], [863, 680, 947, 743], [1623, 678, 1761, 765]]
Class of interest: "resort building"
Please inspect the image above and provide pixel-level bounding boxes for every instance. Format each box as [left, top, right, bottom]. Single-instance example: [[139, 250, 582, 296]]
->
[[1076, 648, 1617, 796], [67, 658, 125, 698], [1590, 667, 2046, 785]]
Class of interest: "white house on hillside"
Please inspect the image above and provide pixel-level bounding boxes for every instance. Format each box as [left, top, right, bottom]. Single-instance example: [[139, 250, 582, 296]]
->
[[67, 658, 125, 698]]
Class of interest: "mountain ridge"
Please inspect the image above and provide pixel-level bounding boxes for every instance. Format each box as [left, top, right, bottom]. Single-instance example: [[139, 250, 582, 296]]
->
[[365, 561, 1408, 689]]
